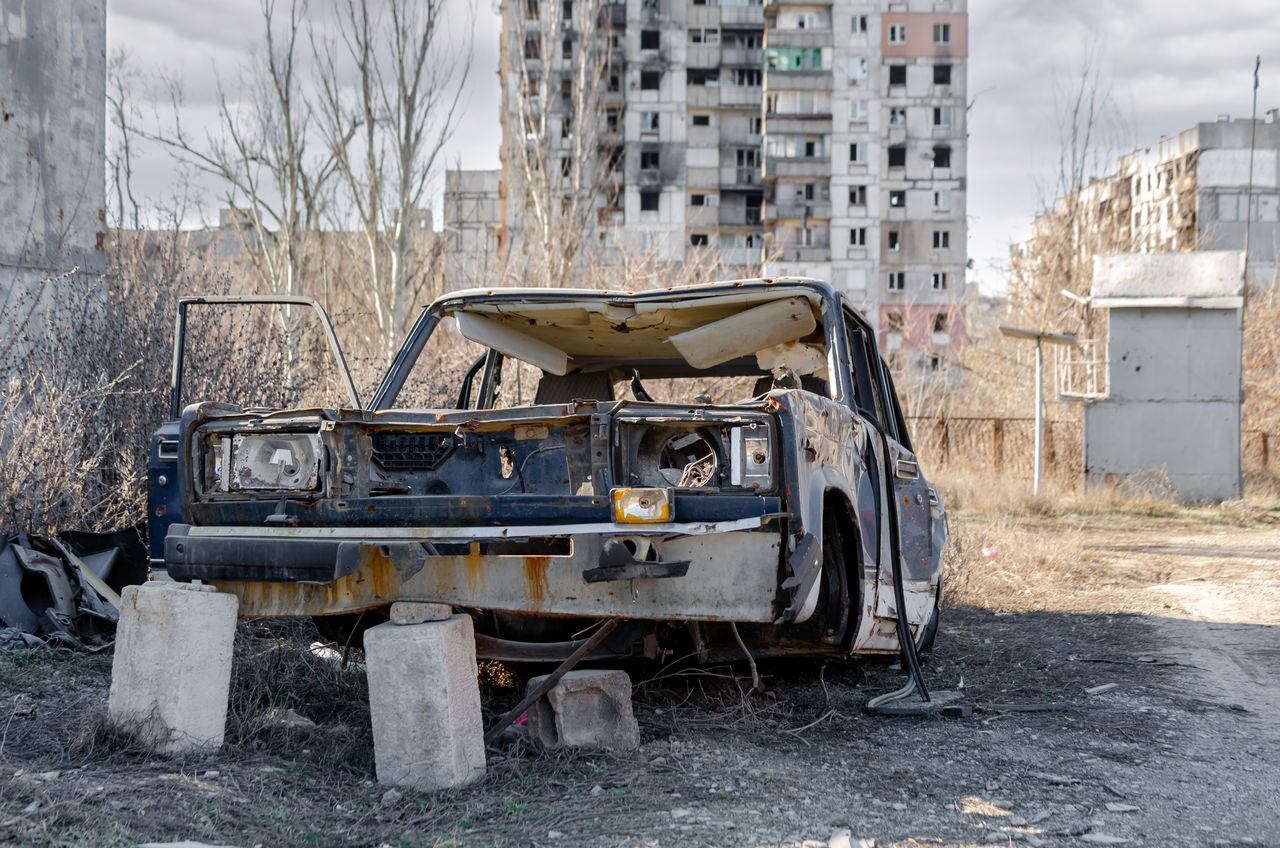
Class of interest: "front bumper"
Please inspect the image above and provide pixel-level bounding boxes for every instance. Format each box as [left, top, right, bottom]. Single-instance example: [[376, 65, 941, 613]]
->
[[165, 516, 785, 622]]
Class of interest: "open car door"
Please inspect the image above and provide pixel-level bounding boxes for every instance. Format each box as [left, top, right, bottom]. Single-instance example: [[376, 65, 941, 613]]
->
[[148, 296, 360, 563]]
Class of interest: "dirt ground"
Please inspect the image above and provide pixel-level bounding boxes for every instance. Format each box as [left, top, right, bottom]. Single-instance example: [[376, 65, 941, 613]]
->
[[2, 511, 1279, 848]]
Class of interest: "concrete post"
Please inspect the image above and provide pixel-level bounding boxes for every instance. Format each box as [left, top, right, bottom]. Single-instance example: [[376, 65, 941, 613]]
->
[[108, 582, 238, 754], [364, 614, 486, 791]]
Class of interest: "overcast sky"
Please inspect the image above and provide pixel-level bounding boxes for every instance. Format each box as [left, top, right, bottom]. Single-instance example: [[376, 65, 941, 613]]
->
[[106, 0, 1280, 294]]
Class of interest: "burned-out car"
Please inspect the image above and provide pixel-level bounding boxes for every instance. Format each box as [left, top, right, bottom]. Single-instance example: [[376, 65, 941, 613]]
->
[[150, 280, 945, 664]]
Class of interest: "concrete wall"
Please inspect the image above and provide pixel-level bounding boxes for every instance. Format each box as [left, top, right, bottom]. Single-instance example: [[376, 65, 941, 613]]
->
[[0, 0, 106, 356], [1084, 306, 1242, 501]]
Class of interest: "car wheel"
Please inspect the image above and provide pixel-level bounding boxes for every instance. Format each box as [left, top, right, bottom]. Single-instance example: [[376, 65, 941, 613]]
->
[[915, 580, 941, 655], [818, 513, 853, 646]]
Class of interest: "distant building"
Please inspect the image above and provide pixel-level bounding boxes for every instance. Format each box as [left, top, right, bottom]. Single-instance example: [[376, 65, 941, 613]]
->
[[0, 0, 106, 357], [1019, 115, 1280, 290], [447, 0, 968, 360]]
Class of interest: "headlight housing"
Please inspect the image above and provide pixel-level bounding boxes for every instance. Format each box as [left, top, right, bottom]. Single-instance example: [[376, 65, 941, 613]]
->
[[204, 432, 322, 493]]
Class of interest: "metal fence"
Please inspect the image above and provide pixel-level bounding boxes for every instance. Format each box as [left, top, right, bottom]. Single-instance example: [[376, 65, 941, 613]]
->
[[905, 416, 1083, 480], [904, 418, 1279, 483]]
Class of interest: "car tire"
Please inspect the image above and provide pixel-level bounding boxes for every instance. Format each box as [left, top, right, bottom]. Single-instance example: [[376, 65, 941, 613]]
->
[[915, 580, 941, 655]]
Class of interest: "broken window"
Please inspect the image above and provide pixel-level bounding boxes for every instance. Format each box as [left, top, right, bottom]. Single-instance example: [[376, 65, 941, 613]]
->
[[852, 14, 867, 33], [560, 157, 571, 176], [933, 106, 951, 127], [525, 0, 539, 19], [641, 70, 660, 90], [849, 185, 866, 206], [932, 189, 951, 211], [686, 68, 718, 86], [608, 73, 621, 92], [887, 230, 900, 251], [889, 190, 905, 208], [562, 37, 572, 59], [888, 64, 906, 86], [641, 29, 660, 50], [728, 68, 762, 86], [561, 79, 572, 100], [933, 63, 952, 85], [640, 149, 660, 170], [886, 312, 905, 334], [849, 57, 869, 83], [849, 142, 865, 164], [641, 112, 660, 132], [690, 193, 706, 206], [933, 145, 951, 168], [606, 108, 620, 133], [640, 190, 659, 211], [690, 233, 709, 246], [887, 271, 904, 291], [889, 106, 906, 126], [932, 313, 949, 333], [692, 113, 711, 126], [523, 36, 540, 60], [562, 0, 572, 20], [888, 145, 906, 168]]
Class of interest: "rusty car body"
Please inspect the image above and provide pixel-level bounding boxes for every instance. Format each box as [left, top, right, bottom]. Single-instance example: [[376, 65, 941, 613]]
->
[[149, 280, 945, 662]]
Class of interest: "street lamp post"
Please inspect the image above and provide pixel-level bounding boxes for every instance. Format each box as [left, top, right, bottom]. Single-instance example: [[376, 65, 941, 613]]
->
[[998, 326, 1078, 494]]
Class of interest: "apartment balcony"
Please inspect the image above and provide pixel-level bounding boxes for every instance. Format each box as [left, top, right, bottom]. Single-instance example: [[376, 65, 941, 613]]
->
[[686, 45, 721, 68], [687, 166, 720, 190], [688, 125, 718, 147], [687, 86, 720, 108], [764, 201, 830, 220], [763, 69, 832, 91], [687, 5, 720, 27], [763, 0, 831, 17], [764, 115, 832, 133], [721, 5, 765, 26], [686, 205, 720, 227], [721, 46, 764, 66], [720, 245, 764, 265], [764, 29, 832, 48], [721, 165, 762, 187], [720, 207, 764, 227], [720, 85, 764, 107], [773, 245, 831, 262], [763, 156, 829, 179], [598, 2, 625, 27]]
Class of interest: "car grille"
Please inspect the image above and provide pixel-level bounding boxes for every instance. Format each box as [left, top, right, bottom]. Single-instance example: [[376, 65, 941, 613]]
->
[[372, 431, 456, 470]]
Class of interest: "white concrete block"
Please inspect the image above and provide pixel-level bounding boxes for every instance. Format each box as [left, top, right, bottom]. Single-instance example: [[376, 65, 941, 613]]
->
[[526, 669, 639, 751], [389, 601, 452, 625], [108, 582, 238, 754], [364, 614, 485, 791]]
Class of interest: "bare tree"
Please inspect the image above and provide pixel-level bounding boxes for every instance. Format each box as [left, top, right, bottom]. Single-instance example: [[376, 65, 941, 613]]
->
[[503, 0, 621, 285], [147, 0, 334, 302], [313, 0, 472, 364]]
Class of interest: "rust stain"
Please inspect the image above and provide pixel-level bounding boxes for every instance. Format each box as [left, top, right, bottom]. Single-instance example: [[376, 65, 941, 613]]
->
[[463, 543, 483, 595], [523, 556, 550, 606]]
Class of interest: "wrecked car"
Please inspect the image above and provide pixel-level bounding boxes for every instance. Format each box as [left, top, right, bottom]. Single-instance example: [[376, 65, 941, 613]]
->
[[150, 280, 945, 666]]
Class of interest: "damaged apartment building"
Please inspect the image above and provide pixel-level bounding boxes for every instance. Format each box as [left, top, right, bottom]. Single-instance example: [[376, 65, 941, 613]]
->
[[1017, 116, 1280, 293], [445, 0, 968, 368]]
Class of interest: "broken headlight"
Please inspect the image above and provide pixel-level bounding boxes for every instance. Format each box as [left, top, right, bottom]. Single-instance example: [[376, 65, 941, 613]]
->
[[205, 432, 322, 493], [616, 418, 774, 492]]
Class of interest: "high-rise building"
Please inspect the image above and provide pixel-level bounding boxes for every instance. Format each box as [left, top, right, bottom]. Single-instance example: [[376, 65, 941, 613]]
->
[[446, 0, 968, 357]]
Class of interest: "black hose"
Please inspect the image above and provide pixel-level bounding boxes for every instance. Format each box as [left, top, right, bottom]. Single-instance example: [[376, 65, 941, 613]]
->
[[874, 426, 930, 703]]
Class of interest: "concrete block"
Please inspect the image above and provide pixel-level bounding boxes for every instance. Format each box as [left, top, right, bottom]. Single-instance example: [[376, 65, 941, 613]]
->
[[526, 669, 639, 751], [364, 614, 485, 791], [389, 601, 452, 625], [108, 582, 238, 754]]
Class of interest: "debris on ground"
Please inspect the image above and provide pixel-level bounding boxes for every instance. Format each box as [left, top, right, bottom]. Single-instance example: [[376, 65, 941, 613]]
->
[[0, 526, 147, 651]]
